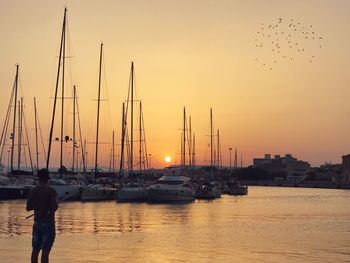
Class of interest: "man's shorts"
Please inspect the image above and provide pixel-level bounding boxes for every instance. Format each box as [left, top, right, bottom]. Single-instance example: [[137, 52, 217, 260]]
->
[[32, 222, 56, 250]]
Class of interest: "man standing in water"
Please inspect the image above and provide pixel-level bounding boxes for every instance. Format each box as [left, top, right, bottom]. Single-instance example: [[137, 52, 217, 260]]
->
[[26, 169, 58, 263]]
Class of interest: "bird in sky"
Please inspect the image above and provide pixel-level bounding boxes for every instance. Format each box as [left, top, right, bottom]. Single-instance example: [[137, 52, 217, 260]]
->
[[254, 17, 323, 70]]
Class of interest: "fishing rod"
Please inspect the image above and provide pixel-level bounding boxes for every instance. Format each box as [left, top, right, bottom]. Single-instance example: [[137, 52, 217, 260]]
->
[[25, 183, 94, 220], [26, 155, 160, 219]]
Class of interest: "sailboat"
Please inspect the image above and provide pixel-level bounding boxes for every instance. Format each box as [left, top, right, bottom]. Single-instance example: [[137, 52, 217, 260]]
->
[[81, 43, 117, 201], [0, 65, 35, 177], [147, 107, 195, 203], [196, 108, 222, 199], [117, 62, 147, 202], [223, 148, 248, 195], [0, 65, 36, 199], [45, 8, 82, 200]]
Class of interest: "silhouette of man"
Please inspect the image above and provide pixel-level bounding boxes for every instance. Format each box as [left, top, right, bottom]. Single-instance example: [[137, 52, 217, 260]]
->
[[27, 169, 58, 263]]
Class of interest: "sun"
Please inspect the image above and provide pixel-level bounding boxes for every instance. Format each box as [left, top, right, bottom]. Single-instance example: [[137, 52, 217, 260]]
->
[[164, 156, 172, 163]]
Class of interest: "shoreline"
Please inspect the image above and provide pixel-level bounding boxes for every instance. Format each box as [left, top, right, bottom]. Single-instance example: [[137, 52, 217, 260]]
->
[[246, 180, 350, 190]]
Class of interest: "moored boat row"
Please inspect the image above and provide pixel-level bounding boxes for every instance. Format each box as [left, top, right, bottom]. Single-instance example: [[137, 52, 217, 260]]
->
[[0, 172, 247, 202]]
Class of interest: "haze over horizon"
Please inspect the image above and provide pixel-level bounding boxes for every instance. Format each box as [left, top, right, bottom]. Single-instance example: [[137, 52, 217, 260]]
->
[[1, 0, 350, 169]]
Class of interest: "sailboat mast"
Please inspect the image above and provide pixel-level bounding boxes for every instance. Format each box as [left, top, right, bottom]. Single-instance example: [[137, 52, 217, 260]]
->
[[84, 139, 87, 171], [188, 116, 192, 168], [192, 133, 195, 167], [47, 7, 67, 170], [140, 104, 149, 171], [217, 129, 222, 169], [0, 86, 14, 166], [234, 147, 237, 170], [94, 43, 103, 175], [180, 133, 183, 167], [18, 99, 23, 170], [210, 108, 213, 168], [10, 65, 19, 173], [130, 62, 134, 174], [119, 103, 125, 176], [36, 101, 47, 165], [112, 130, 115, 173], [183, 107, 186, 167], [109, 144, 112, 172], [75, 88, 86, 172], [139, 102, 142, 173], [0, 87, 14, 151], [34, 98, 39, 172], [72, 86, 76, 172], [60, 11, 66, 177], [76, 147, 79, 171], [23, 106, 34, 173], [216, 130, 220, 168]]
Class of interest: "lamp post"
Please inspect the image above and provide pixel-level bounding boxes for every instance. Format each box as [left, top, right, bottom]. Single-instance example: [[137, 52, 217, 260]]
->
[[229, 148, 232, 171]]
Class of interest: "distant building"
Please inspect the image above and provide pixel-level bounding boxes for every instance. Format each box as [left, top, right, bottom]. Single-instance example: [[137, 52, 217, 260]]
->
[[253, 153, 311, 180], [252, 154, 274, 167], [341, 154, 350, 183], [313, 162, 341, 182]]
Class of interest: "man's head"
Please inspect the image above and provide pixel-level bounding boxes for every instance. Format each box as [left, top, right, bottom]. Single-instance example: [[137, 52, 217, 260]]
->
[[37, 169, 50, 184]]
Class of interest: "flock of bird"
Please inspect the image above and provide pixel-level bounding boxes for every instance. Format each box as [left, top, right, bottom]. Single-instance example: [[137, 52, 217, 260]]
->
[[254, 18, 324, 70]]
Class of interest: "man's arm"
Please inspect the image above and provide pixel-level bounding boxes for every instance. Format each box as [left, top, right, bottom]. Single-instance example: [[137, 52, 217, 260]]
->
[[50, 189, 58, 212], [26, 190, 33, 211]]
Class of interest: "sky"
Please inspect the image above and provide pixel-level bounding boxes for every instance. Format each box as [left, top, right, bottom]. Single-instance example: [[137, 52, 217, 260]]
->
[[1, 0, 350, 169]]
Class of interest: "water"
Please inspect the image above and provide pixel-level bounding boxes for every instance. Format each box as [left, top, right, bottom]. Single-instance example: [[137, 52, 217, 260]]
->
[[0, 186, 349, 262]]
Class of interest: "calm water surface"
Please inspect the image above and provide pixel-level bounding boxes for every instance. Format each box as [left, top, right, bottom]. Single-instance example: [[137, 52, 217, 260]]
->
[[0, 186, 349, 262]]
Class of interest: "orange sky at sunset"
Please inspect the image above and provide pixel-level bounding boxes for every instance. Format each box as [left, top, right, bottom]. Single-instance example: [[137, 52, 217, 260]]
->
[[1, 0, 350, 169]]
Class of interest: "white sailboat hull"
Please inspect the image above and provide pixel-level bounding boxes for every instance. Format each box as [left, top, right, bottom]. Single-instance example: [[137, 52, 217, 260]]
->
[[81, 185, 116, 201], [0, 184, 33, 200], [147, 186, 195, 203], [117, 186, 147, 202], [196, 185, 221, 199], [52, 184, 81, 200]]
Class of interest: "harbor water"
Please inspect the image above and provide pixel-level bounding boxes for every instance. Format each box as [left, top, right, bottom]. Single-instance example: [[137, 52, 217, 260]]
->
[[0, 186, 349, 262]]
